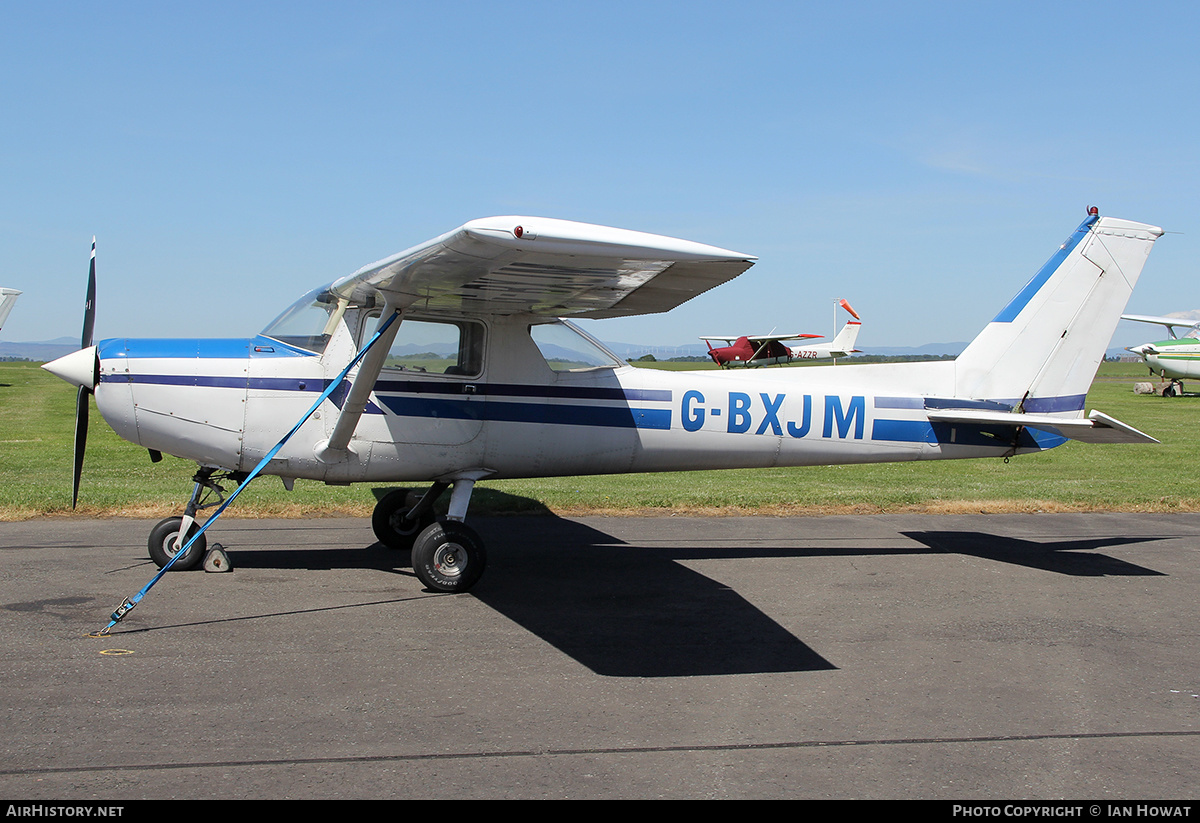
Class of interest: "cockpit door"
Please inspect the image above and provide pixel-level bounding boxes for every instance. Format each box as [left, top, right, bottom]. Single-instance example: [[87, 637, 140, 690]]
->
[[362, 316, 487, 447]]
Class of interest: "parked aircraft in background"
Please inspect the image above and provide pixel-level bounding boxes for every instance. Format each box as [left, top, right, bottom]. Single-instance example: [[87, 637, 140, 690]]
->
[[44, 210, 1161, 605], [1122, 313, 1200, 392], [0, 288, 20, 332], [703, 299, 862, 367]]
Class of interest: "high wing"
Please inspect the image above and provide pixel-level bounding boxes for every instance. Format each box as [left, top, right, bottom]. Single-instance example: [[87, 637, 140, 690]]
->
[[1122, 313, 1200, 339], [329, 216, 756, 318], [317, 217, 755, 458], [699, 333, 824, 343]]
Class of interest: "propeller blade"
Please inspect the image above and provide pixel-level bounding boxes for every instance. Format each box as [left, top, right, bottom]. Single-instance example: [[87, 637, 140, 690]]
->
[[72, 385, 89, 509], [81, 237, 96, 348], [72, 237, 96, 508]]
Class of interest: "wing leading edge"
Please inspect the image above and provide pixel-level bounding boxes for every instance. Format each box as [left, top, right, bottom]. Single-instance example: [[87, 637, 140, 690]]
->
[[329, 216, 756, 318], [699, 333, 824, 343], [1121, 314, 1200, 339]]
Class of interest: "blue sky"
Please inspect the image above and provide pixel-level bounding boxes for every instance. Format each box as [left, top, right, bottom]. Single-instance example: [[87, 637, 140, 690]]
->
[[2, 1, 1197, 351]]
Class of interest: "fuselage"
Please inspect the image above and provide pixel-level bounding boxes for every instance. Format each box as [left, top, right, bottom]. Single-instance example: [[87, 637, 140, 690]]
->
[[1128, 338, 1200, 381], [89, 308, 1067, 486]]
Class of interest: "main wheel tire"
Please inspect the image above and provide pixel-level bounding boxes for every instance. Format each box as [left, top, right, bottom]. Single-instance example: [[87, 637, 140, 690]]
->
[[371, 488, 435, 550], [411, 521, 486, 593], [148, 516, 207, 571]]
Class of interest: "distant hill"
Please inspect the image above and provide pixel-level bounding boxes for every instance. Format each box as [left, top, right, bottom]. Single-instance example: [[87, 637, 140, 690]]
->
[[605, 340, 971, 360], [0, 337, 76, 361], [603, 341, 712, 359], [859, 342, 967, 357]]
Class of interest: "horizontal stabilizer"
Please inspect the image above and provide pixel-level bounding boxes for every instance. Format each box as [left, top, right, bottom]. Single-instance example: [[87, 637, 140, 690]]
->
[[926, 409, 1158, 444]]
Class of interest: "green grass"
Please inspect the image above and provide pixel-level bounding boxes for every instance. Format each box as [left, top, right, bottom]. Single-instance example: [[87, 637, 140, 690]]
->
[[3, 360, 1196, 519]]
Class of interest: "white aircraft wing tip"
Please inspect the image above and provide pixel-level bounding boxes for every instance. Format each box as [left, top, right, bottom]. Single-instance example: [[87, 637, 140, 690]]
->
[[1121, 314, 1200, 329]]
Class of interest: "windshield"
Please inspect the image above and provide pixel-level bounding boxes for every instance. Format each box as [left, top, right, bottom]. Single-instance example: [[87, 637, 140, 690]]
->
[[261, 287, 339, 353]]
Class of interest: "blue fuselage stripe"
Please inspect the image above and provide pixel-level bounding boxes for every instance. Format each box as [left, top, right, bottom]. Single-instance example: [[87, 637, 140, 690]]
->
[[103, 371, 671, 404], [97, 336, 314, 359], [1019, 394, 1087, 413], [871, 419, 936, 443], [376, 396, 672, 430], [872, 418, 1068, 450]]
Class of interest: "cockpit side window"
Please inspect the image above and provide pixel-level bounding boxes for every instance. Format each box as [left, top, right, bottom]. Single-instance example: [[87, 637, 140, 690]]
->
[[261, 287, 340, 353], [376, 317, 486, 377], [529, 320, 624, 372]]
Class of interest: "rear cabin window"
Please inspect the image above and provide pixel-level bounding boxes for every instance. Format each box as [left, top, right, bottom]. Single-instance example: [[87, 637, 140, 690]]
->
[[529, 320, 624, 372]]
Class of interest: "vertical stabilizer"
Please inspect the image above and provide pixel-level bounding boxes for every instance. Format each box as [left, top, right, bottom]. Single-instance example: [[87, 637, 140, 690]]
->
[[828, 320, 861, 355], [954, 212, 1162, 413]]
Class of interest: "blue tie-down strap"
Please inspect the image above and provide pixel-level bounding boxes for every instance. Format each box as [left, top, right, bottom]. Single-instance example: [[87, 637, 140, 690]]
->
[[97, 310, 401, 634]]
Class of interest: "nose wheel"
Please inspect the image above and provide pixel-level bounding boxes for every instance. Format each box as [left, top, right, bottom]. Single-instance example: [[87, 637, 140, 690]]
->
[[148, 467, 241, 570], [147, 516, 207, 571]]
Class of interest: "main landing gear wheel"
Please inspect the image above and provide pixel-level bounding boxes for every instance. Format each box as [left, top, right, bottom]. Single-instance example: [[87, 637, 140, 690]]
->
[[372, 488, 436, 550], [411, 521, 486, 593], [148, 516, 207, 571]]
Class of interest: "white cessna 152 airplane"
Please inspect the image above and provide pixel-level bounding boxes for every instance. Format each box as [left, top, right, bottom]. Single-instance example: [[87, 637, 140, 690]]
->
[[44, 208, 1161, 598]]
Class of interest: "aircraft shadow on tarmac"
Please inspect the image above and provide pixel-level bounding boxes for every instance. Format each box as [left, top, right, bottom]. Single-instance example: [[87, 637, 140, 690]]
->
[[214, 493, 1169, 678], [224, 518, 836, 678], [899, 532, 1166, 577], [474, 517, 837, 678]]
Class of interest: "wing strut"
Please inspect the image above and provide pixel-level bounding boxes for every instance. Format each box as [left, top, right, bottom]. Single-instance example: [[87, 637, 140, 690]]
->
[[317, 302, 405, 462]]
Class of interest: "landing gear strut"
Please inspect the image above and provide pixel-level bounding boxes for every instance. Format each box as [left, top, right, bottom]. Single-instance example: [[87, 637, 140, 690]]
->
[[148, 467, 243, 571], [372, 476, 488, 593], [371, 483, 446, 550]]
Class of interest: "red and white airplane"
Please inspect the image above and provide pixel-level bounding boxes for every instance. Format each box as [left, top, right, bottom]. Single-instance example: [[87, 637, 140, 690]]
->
[[703, 299, 862, 367]]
